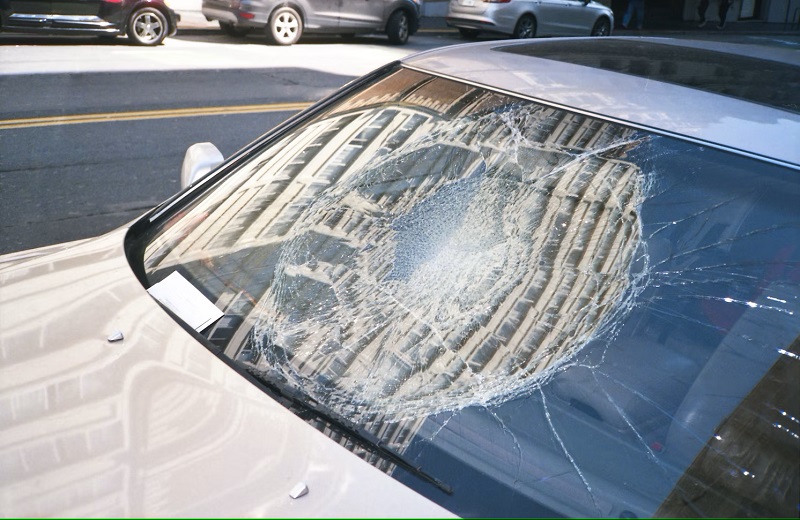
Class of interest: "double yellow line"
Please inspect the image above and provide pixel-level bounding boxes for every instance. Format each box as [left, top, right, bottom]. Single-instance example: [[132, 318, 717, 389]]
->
[[0, 101, 312, 130]]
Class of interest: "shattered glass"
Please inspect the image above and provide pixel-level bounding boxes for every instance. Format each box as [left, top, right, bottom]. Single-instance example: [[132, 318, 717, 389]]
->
[[141, 68, 800, 517]]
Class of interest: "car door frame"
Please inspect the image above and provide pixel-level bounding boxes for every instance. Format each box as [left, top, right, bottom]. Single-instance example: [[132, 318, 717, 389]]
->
[[337, 0, 385, 31]]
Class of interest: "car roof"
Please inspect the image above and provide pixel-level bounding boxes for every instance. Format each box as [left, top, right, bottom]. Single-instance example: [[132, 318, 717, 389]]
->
[[401, 37, 800, 169]]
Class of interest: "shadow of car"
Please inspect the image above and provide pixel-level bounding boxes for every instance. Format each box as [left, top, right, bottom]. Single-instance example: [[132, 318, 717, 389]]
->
[[0, 0, 179, 45]]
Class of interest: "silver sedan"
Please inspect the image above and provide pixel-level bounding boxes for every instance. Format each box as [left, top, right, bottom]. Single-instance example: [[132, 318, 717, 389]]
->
[[446, 0, 614, 38]]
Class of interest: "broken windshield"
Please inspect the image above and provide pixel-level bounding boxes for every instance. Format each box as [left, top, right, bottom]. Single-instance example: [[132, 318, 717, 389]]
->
[[139, 67, 799, 518]]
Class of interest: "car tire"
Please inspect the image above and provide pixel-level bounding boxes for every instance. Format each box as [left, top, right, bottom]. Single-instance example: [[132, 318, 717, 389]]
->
[[513, 15, 536, 39], [266, 6, 302, 45], [220, 21, 251, 37], [127, 7, 168, 46], [386, 10, 410, 45], [591, 17, 611, 36], [458, 28, 480, 39]]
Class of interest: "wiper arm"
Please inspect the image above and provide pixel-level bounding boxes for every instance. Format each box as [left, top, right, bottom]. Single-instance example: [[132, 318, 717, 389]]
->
[[240, 364, 453, 496]]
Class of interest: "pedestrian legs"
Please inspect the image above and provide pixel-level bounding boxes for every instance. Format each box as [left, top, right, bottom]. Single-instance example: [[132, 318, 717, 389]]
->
[[717, 0, 733, 27], [622, 0, 645, 29], [697, 0, 710, 26]]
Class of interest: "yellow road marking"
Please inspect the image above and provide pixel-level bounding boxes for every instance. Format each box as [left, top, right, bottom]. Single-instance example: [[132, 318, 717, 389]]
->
[[0, 101, 312, 130]]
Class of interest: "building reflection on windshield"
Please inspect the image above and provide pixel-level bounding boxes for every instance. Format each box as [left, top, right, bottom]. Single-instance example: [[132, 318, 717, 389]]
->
[[142, 68, 800, 518]]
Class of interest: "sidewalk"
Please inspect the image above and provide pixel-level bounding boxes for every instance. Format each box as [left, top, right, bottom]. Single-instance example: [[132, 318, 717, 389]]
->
[[612, 19, 800, 35]]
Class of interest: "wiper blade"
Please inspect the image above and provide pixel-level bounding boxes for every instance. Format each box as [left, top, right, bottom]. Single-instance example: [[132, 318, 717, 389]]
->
[[240, 364, 453, 496]]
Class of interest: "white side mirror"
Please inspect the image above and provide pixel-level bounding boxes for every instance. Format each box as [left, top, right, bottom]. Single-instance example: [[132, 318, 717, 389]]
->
[[180, 142, 224, 189]]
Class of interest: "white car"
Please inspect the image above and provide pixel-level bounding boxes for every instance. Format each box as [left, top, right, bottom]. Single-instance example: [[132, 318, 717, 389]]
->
[[446, 0, 614, 39], [2, 38, 799, 517]]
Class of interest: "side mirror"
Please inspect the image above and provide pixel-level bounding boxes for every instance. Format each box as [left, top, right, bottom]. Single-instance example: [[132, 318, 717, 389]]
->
[[180, 142, 224, 189]]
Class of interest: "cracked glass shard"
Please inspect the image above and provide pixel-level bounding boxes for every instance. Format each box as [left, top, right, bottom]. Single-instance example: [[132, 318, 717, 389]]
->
[[141, 66, 800, 518], [250, 107, 644, 421]]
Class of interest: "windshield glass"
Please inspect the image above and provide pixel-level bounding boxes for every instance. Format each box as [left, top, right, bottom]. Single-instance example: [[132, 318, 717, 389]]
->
[[138, 66, 800, 518]]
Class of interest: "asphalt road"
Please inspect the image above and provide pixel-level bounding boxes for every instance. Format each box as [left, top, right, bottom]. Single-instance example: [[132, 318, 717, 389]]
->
[[0, 32, 457, 255], [1, 30, 798, 255], [0, 73, 330, 255]]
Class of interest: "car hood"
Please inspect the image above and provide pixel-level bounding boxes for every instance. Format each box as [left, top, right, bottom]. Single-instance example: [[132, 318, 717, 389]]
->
[[0, 228, 453, 517]]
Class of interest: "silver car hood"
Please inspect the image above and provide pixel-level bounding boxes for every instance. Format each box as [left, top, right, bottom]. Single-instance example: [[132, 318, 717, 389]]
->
[[0, 228, 453, 517]]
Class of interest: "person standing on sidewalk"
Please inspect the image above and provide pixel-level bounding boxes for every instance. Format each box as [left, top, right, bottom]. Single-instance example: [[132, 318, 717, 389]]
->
[[697, 0, 734, 28], [621, 0, 645, 29]]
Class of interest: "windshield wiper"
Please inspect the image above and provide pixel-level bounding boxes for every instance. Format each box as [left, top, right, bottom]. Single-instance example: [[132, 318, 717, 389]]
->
[[238, 363, 454, 496]]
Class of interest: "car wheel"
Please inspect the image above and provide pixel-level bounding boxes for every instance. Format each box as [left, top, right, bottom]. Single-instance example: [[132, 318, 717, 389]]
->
[[591, 17, 611, 36], [266, 6, 302, 45], [513, 14, 536, 39], [220, 21, 251, 37], [127, 7, 168, 46], [386, 10, 410, 45], [458, 28, 480, 39]]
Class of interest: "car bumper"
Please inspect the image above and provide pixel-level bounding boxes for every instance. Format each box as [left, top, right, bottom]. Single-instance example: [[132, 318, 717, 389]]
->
[[201, 6, 265, 26], [445, 15, 505, 33], [167, 8, 180, 36]]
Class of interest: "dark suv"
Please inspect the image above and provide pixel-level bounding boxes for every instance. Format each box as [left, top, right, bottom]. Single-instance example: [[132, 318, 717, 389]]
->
[[0, 0, 180, 45], [201, 0, 420, 45]]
